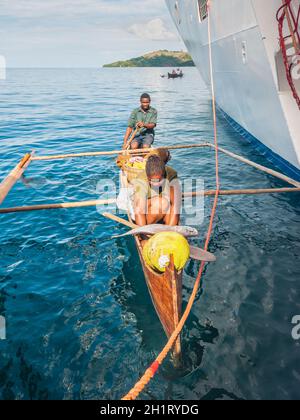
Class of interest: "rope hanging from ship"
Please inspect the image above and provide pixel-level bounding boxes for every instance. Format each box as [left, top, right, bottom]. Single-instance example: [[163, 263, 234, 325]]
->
[[276, 0, 300, 110], [121, 1, 220, 401]]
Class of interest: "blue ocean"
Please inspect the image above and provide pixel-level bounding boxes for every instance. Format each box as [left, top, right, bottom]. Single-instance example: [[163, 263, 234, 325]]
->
[[0, 68, 299, 400]]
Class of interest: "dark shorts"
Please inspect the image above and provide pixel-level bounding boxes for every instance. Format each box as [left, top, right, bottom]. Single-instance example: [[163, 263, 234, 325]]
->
[[132, 134, 154, 148]]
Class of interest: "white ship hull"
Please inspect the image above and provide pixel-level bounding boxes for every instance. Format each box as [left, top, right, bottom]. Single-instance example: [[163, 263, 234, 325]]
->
[[166, 0, 300, 180]]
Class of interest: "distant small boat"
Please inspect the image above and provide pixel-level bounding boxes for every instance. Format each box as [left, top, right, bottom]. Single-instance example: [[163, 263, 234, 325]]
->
[[168, 72, 184, 79]]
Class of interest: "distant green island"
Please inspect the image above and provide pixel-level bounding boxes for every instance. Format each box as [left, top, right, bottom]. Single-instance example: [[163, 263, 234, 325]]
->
[[103, 50, 195, 68]]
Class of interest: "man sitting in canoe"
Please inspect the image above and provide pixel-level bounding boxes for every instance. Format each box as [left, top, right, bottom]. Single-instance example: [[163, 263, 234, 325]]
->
[[123, 93, 158, 150], [133, 153, 181, 227]]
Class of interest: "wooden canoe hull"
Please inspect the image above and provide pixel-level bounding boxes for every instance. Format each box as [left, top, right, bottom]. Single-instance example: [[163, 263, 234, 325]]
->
[[168, 73, 184, 79], [133, 234, 183, 360], [121, 170, 183, 360]]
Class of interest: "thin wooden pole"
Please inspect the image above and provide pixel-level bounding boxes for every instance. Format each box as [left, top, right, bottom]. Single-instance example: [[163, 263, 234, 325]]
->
[[0, 153, 33, 206], [102, 212, 136, 228], [208, 144, 300, 188], [0, 198, 116, 214], [31, 142, 300, 188], [31, 143, 211, 161], [0, 188, 299, 215], [184, 187, 300, 197]]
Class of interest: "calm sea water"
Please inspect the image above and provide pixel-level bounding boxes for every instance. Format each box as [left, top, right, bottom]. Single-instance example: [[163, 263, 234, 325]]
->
[[0, 68, 299, 400]]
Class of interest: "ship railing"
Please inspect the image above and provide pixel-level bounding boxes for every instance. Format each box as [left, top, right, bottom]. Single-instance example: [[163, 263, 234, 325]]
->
[[276, 0, 300, 109]]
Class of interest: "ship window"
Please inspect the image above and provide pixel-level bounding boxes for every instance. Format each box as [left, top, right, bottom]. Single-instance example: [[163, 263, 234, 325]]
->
[[175, 1, 181, 25], [198, 0, 208, 22]]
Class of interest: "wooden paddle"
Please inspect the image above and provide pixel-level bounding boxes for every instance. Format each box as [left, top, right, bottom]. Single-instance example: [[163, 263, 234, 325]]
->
[[102, 212, 216, 263], [103, 212, 135, 229], [125, 127, 140, 150], [189, 246, 216, 262]]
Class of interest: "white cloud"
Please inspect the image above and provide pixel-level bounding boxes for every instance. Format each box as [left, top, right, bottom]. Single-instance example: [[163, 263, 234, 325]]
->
[[128, 18, 178, 41]]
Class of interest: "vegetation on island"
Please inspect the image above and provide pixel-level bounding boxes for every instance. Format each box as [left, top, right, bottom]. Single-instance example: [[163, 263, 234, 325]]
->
[[103, 50, 195, 68]]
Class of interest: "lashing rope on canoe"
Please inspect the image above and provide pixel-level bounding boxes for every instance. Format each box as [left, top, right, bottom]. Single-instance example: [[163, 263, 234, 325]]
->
[[121, 1, 220, 400]]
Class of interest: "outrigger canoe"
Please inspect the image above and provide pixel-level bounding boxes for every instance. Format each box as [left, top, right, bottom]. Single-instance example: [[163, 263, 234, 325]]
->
[[120, 171, 183, 363]]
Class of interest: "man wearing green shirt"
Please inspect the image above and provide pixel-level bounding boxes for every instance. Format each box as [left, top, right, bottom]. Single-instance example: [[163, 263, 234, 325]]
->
[[123, 93, 158, 150]]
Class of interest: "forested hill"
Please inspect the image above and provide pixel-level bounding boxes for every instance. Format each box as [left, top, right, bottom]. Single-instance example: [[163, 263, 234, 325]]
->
[[103, 50, 195, 68]]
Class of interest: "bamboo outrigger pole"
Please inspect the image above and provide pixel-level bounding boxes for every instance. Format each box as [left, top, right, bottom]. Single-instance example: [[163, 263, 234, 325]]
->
[[1, 143, 299, 215], [0, 188, 299, 215], [208, 144, 300, 188], [31, 142, 300, 188], [0, 153, 33, 206], [184, 187, 300, 197], [0, 198, 117, 214], [31, 143, 211, 161]]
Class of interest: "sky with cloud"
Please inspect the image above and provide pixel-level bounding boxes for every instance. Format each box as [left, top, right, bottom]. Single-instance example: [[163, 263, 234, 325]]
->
[[0, 0, 185, 67]]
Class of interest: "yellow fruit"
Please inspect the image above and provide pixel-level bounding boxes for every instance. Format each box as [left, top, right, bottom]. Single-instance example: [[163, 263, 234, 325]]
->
[[143, 232, 190, 273], [133, 161, 146, 170], [125, 160, 146, 170]]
